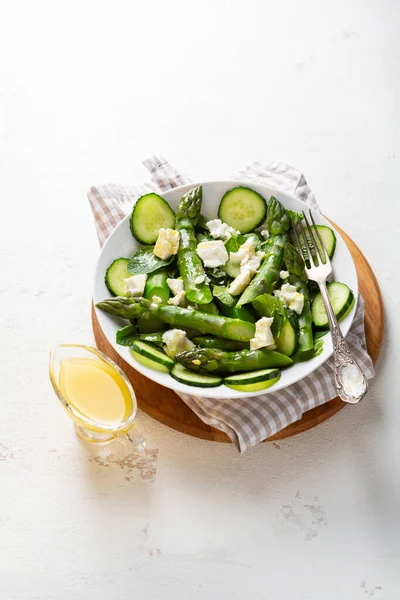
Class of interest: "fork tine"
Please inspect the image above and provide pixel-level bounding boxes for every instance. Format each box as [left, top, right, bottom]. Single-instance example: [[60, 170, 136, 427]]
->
[[290, 218, 305, 264], [302, 211, 321, 265], [297, 218, 314, 265], [309, 210, 329, 263]]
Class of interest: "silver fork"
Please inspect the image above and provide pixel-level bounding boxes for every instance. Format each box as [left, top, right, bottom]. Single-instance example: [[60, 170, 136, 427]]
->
[[292, 211, 368, 404]]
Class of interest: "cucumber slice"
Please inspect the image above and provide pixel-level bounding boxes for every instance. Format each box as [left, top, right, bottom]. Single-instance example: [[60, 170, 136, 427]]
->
[[222, 234, 247, 277], [218, 187, 267, 233], [224, 368, 281, 391], [225, 377, 281, 392], [300, 225, 337, 259], [275, 310, 299, 357], [105, 258, 131, 297], [312, 283, 355, 329], [224, 368, 280, 385], [223, 260, 241, 279], [130, 341, 174, 371], [130, 193, 175, 245], [130, 350, 170, 373], [314, 225, 336, 258], [170, 363, 223, 388]]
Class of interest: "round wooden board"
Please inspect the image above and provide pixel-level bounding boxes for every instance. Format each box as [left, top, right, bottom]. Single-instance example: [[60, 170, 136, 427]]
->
[[92, 221, 383, 443]]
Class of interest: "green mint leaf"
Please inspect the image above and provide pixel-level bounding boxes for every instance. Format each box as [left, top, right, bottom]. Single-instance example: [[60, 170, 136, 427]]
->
[[212, 285, 237, 308], [116, 324, 137, 347], [127, 247, 175, 274]]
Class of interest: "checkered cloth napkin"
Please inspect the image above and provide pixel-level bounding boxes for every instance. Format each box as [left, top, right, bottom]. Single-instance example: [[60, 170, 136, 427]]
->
[[88, 155, 375, 452]]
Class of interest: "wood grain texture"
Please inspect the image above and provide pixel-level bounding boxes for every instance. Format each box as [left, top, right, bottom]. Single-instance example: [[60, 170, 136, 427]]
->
[[92, 221, 383, 443]]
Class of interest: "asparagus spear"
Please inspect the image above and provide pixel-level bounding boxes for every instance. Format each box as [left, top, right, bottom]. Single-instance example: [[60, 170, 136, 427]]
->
[[217, 301, 257, 322], [236, 236, 285, 306], [96, 297, 255, 341], [266, 196, 291, 235], [212, 285, 257, 322], [192, 336, 249, 351], [144, 269, 170, 302], [138, 268, 169, 334], [289, 276, 313, 352], [194, 300, 220, 315], [176, 185, 213, 304], [236, 197, 290, 307], [284, 242, 314, 352], [176, 347, 293, 373]]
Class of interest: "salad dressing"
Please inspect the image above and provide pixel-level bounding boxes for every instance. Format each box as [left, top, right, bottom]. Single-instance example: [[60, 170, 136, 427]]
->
[[59, 357, 132, 427]]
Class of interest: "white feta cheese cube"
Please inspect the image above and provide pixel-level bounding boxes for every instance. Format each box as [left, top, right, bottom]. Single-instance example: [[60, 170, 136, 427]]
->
[[124, 274, 147, 296], [273, 283, 304, 315], [167, 278, 184, 296], [250, 317, 275, 350], [229, 237, 255, 265], [168, 290, 186, 306], [153, 228, 180, 260], [241, 250, 265, 274], [162, 329, 195, 358], [289, 292, 304, 315], [273, 283, 297, 303], [196, 240, 228, 267], [206, 219, 238, 240], [279, 270, 289, 279], [151, 295, 162, 304], [228, 270, 253, 295], [206, 219, 222, 238], [260, 230, 269, 240]]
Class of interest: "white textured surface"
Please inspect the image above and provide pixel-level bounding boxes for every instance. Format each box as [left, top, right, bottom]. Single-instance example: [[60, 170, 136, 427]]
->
[[0, 1, 398, 598]]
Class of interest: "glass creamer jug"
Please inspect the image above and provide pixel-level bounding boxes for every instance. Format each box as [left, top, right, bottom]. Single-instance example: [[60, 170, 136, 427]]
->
[[49, 344, 146, 449]]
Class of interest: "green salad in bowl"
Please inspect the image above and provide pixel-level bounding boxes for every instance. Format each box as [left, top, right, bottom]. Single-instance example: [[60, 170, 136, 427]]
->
[[94, 182, 357, 397]]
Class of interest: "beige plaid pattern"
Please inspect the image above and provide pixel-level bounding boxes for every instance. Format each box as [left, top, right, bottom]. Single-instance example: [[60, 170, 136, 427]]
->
[[88, 155, 375, 452]]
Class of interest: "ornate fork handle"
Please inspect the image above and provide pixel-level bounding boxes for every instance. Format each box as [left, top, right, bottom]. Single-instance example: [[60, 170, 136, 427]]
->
[[318, 283, 368, 404]]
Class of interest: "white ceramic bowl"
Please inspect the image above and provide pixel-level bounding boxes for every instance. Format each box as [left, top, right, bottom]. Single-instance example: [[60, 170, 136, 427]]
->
[[93, 181, 358, 398]]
